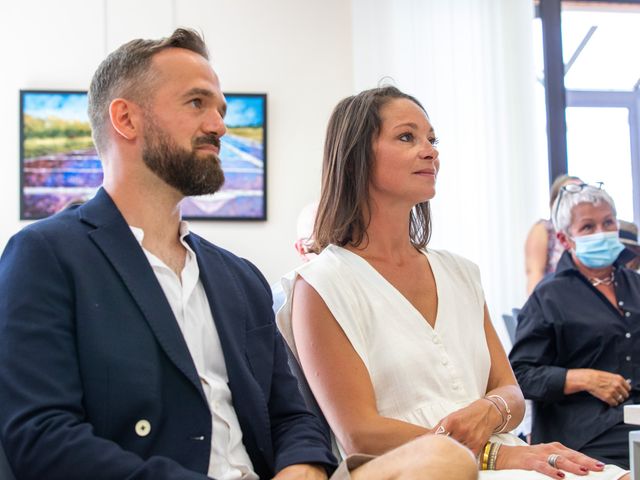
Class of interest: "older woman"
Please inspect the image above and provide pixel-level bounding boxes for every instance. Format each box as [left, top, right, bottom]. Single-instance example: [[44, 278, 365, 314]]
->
[[277, 86, 628, 479], [510, 183, 640, 469]]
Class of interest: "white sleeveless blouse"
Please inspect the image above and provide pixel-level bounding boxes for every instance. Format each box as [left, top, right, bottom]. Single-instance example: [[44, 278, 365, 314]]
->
[[276, 245, 626, 480]]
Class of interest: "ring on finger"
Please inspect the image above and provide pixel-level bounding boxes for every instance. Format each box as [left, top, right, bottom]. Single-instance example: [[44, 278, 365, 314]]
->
[[547, 454, 560, 469], [435, 425, 449, 436], [617, 395, 624, 402]]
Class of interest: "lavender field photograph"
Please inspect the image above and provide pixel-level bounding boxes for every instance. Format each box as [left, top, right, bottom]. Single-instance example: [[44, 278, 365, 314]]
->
[[20, 90, 101, 219], [180, 93, 266, 220], [20, 91, 266, 220]]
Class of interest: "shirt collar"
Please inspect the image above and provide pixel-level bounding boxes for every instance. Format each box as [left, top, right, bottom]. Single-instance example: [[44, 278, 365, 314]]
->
[[129, 221, 192, 246]]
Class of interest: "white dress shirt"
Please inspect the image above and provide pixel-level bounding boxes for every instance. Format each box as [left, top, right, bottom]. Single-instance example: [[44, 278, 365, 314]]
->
[[130, 223, 258, 480]]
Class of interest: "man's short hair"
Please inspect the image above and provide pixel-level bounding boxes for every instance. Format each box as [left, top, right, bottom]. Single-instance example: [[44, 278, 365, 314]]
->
[[87, 28, 209, 154]]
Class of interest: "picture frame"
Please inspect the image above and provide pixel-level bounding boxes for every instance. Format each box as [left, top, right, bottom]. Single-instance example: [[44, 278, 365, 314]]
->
[[19, 90, 267, 221]]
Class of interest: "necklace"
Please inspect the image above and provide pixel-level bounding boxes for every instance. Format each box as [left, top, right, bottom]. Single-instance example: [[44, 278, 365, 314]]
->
[[589, 270, 615, 287]]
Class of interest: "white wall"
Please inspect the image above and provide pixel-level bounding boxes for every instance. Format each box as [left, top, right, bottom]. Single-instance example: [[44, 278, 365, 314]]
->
[[0, 0, 353, 284]]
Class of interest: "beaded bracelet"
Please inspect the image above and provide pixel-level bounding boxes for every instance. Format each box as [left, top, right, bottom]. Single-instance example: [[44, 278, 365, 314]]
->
[[488, 442, 502, 470]]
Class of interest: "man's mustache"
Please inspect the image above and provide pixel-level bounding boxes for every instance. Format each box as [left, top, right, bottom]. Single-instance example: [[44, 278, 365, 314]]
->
[[193, 134, 221, 149]]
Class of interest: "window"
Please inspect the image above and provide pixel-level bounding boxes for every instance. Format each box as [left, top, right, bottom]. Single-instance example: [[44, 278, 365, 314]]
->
[[535, 0, 640, 224]]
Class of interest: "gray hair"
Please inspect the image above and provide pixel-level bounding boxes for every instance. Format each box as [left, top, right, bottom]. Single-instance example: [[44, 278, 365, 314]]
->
[[552, 184, 618, 234], [88, 28, 209, 154]]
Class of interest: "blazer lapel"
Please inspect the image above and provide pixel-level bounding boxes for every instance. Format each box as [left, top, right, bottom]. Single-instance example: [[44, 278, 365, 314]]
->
[[79, 189, 204, 398], [186, 235, 247, 373], [187, 235, 271, 453]]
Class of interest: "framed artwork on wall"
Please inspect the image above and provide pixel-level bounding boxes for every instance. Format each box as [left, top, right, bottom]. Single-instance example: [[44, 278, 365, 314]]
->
[[19, 90, 100, 220], [181, 92, 267, 220], [19, 90, 267, 220]]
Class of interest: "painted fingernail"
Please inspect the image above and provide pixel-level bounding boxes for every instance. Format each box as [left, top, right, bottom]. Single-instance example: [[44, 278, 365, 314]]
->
[[596, 462, 605, 467], [557, 472, 565, 478], [580, 466, 588, 472]]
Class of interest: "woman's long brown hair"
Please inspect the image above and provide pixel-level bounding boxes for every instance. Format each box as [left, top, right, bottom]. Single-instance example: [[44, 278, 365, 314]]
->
[[311, 86, 432, 253]]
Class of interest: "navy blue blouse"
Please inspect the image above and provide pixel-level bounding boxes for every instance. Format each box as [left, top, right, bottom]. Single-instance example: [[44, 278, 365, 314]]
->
[[510, 249, 640, 450]]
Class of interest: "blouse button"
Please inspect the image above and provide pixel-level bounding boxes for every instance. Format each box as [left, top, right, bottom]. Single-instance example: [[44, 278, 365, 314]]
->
[[627, 356, 632, 361], [441, 358, 449, 365], [626, 332, 632, 338], [135, 419, 151, 437], [625, 312, 631, 318], [619, 301, 625, 307]]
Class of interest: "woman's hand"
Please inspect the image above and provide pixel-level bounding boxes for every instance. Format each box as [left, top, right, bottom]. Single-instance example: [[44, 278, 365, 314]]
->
[[272, 464, 328, 480], [565, 368, 631, 406], [496, 442, 605, 478], [432, 398, 501, 456]]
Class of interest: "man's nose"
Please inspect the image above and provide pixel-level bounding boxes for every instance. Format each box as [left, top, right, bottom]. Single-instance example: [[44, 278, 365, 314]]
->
[[204, 109, 226, 137]]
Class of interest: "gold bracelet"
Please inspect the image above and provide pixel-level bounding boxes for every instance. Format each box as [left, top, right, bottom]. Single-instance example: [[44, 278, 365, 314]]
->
[[481, 442, 492, 470]]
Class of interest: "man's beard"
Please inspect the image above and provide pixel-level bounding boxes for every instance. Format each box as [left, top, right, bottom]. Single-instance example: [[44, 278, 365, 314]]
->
[[141, 117, 225, 197]]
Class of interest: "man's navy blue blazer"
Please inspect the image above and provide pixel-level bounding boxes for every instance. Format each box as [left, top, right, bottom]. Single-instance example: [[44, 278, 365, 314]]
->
[[0, 188, 336, 479]]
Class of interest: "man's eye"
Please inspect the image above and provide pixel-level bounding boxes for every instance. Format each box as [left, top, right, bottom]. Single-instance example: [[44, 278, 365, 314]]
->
[[190, 98, 203, 108]]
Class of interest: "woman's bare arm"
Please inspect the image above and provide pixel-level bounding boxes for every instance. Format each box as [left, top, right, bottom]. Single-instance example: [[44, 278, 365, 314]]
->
[[290, 276, 430, 456], [483, 304, 525, 429], [525, 222, 549, 295]]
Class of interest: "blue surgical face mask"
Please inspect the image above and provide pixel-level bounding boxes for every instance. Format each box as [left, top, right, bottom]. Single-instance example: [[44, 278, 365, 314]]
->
[[572, 231, 625, 268]]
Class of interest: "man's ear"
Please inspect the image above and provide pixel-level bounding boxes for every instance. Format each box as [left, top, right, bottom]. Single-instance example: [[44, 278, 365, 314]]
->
[[557, 230, 573, 250], [109, 98, 141, 141]]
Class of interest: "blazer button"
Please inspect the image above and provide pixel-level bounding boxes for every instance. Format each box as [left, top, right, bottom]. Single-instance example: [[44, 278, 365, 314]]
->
[[135, 419, 151, 437]]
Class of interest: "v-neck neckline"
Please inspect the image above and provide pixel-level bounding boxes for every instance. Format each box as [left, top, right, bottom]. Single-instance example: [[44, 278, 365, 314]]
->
[[332, 245, 440, 332]]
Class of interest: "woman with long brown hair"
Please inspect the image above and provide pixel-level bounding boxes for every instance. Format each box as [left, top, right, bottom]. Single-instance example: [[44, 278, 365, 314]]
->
[[277, 86, 628, 479]]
